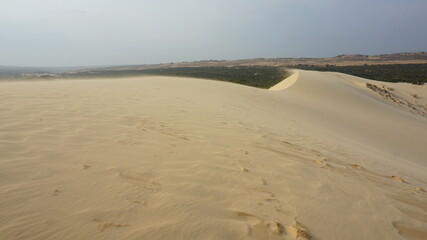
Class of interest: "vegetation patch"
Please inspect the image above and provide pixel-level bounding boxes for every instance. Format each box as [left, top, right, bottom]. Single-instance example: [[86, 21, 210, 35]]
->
[[63, 66, 291, 89], [291, 64, 427, 84]]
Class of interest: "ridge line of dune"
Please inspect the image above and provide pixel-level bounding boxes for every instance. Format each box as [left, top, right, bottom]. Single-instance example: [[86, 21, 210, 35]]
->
[[269, 70, 299, 90]]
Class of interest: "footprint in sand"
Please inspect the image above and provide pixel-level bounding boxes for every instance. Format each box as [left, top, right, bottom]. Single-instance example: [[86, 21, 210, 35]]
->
[[240, 150, 249, 155], [129, 199, 147, 206], [284, 221, 312, 240], [389, 176, 405, 183], [264, 198, 280, 202], [263, 196, 286, 214], [251, 186, 289, 215], [251, 176, 291, 215], [234, 211, 284, 239], [280, 140, 294, 146], [52, 189, 60, 196], [315, 159, 334, 171], [93, 218, 129, 232], [82, 163, 91, 170], [261, 178, 268, 186], [233, 211, 312, 239], [349, 164, 364, 170], [251, 187, 275, 198]]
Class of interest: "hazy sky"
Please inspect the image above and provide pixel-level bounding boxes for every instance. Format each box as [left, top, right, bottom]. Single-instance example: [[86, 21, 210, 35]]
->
[[1, 0, 426, 66]]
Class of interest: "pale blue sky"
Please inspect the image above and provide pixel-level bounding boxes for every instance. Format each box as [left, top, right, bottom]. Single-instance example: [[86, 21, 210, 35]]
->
[[1, 0, 426, 66]]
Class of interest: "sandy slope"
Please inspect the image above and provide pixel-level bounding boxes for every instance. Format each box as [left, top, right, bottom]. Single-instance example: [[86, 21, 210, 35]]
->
[[0, 70, 426, 240]]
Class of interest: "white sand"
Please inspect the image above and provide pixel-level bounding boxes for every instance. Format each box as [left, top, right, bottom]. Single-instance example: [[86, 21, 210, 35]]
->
[[0, 70, 426, 240]]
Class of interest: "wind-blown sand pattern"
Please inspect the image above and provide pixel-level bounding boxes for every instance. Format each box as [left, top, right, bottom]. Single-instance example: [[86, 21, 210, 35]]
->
[[0, 70, 426, 239]]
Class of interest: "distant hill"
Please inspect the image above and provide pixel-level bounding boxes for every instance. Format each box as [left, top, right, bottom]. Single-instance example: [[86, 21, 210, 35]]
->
[[0, 66, 95, 74], [73, 52, 427, 72], [1, 52, 426, 86]]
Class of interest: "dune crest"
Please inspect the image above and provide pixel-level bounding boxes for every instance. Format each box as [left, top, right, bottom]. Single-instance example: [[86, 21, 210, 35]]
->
[[269, 70, 299, 90], [0, 71, 426, 240]]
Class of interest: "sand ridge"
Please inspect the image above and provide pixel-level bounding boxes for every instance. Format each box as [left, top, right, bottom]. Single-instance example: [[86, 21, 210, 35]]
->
[[0, 71, 426, 239]]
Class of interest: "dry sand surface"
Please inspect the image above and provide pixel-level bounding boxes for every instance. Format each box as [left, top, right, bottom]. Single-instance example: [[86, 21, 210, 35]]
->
[[0, 70, 426, 240]]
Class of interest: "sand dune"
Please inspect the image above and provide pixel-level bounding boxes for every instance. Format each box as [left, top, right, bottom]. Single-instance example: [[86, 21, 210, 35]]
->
[[0, 70, 426, 240]]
